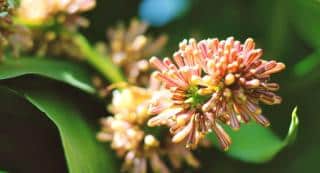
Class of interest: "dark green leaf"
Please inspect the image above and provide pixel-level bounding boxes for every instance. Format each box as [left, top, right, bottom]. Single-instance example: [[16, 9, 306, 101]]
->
[[0, 86, 67, 172], [0, 86, 115, 173], [0, 58, 95, 94], [208, 107, 299, 163]]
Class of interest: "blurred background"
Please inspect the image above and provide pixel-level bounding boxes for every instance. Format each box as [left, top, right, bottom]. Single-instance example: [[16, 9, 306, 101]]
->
[[1, 0, 320, 172]]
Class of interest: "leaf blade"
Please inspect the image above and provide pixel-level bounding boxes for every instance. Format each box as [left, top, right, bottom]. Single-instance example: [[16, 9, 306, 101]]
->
[[22, 89, 115, 173], [0, 86, 115, 173], [208, 107, 299, 163], [0, 58, 95, 94]]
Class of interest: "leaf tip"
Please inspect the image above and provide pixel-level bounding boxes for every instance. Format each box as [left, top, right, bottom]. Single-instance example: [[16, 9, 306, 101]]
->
[[285, 106, 299, 145]]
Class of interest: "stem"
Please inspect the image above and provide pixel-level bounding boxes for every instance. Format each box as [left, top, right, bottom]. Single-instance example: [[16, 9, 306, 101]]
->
[[73, 33, 125, 83]]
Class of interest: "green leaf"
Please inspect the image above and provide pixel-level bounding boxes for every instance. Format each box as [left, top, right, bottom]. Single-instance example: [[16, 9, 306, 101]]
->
[[0, 58, 95, 94], [0, 86, 116, 173], [208, 107, 299, 163]]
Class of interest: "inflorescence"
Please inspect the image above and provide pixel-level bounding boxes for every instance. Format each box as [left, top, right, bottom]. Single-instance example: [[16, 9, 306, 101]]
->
[[148, 37, 285, 150], [18, 0, 96, 24], [98, 36, 285, 172], [97, 85, 199, 173], [107, 19, 167, 86]]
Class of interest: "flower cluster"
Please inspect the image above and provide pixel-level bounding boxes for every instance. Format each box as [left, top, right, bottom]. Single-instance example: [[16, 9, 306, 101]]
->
[[98, 36, 285, 172], [0, 0, 12, 14], [148, 37, 285, 150], [107, 19, 167, 86], [1, 0, 96, 60], [97, 85, 199, 173], [0, 0, 32, 58], [29, 29, 86, 59], [8, 0, 96, 60], [18, 0, 95, 24], [0, 0, 14, 58]]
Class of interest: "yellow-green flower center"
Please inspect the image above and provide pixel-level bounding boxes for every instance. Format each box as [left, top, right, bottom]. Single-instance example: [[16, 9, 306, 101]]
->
[[186, 85, 211, 109]]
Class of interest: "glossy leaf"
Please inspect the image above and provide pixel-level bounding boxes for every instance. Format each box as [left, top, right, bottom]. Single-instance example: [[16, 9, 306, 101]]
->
[[0, 86, 116, 173], [0, 57, 95, 94], [208, 107, 299, 163], [0, 86, 67, 172]]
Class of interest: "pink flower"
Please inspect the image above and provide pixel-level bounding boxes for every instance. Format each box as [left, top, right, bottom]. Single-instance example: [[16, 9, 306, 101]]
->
[[148, 37, 285, 150], [107, 19, 167, 86], [98, 85, 199, 172]]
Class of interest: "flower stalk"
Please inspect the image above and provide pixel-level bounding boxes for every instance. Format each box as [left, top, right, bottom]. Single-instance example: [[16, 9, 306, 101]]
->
[[73, 33, 125, 83]]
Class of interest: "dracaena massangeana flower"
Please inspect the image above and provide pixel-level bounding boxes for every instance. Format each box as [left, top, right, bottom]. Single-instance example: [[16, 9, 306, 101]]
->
[[97, 85, 199, 173], [17, 0, 96, 24], [148, 37, 285, 150], [107, 19, 167, 86]]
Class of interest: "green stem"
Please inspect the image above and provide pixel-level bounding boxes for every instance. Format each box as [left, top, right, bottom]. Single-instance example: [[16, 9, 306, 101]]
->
[[73, 33, 125, 83]]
